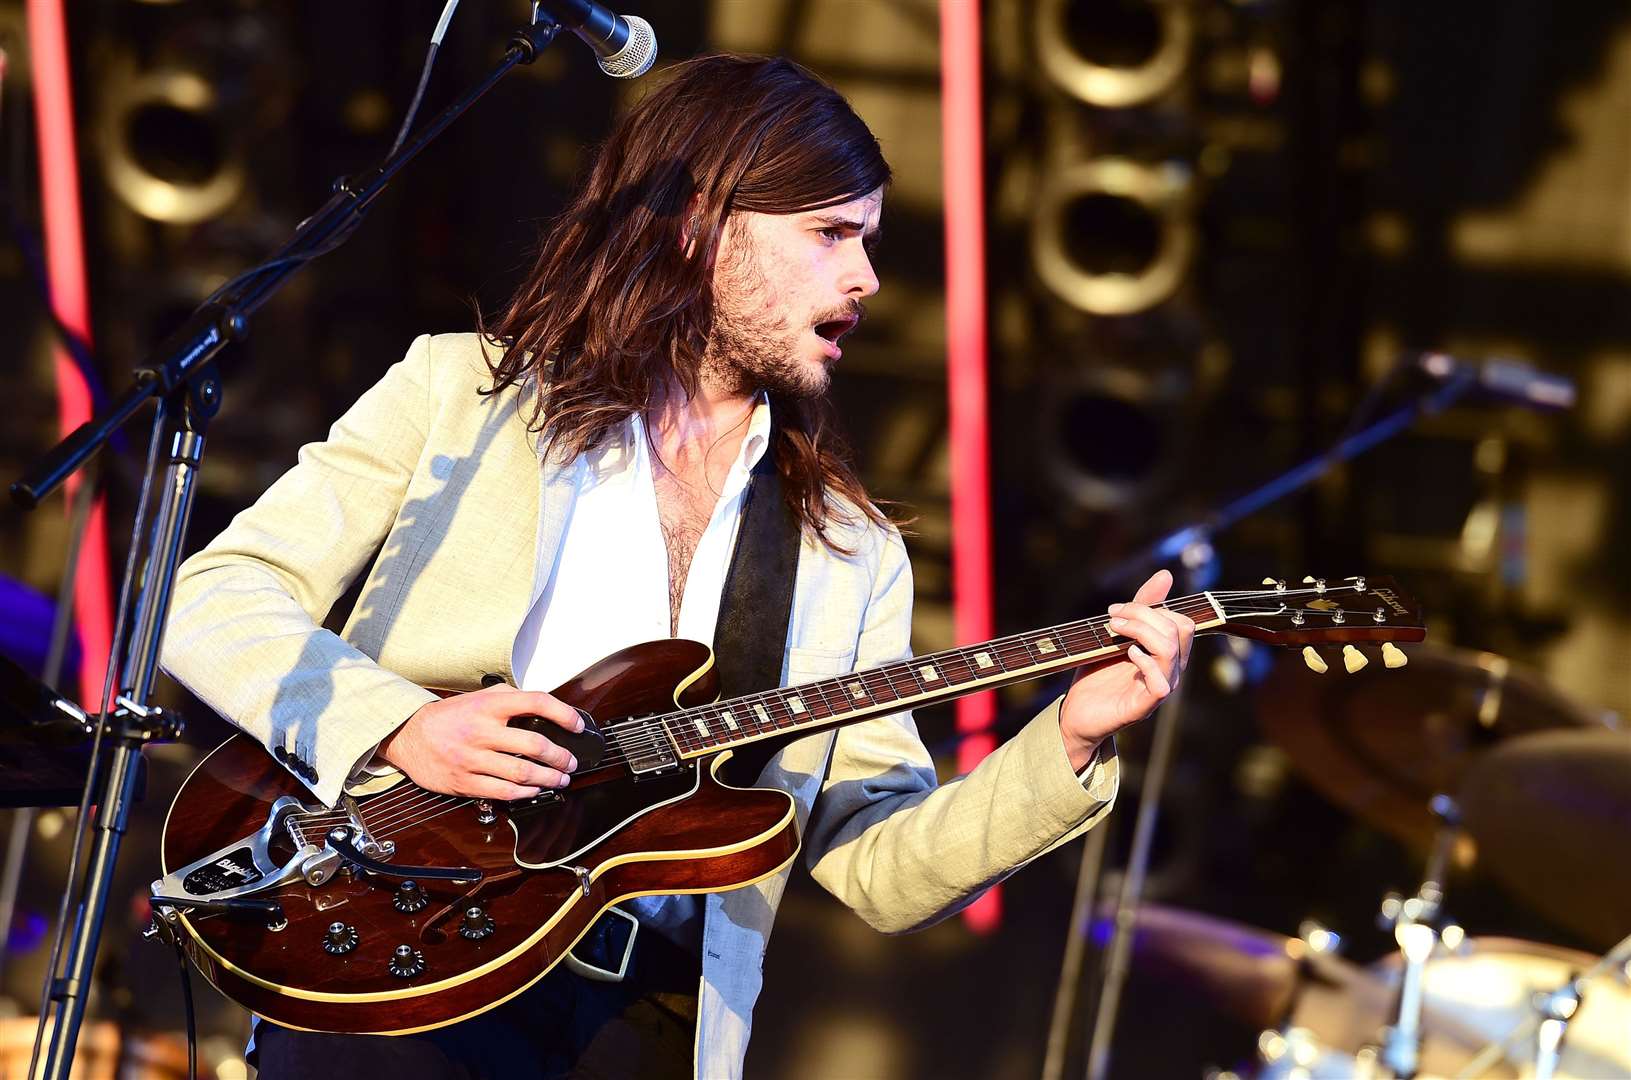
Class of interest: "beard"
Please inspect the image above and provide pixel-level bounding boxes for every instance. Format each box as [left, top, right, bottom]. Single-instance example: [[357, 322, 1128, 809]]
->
[[702, 298, 830, 401], [702, 229, 862, 401]]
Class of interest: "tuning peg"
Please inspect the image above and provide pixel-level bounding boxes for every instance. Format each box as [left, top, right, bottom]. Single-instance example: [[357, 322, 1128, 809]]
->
[[1302, 575, 1315, 584], [1343, 645, 1368, 673], [1382, 642, 1408, 669], [1301, 646, 1328, 674], [1262, 577, 1277, 585]]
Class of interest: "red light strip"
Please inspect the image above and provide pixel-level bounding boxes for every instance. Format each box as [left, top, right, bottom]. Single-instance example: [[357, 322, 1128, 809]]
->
[[940, 0, 1000, 933], [28, 0, 113, 706]]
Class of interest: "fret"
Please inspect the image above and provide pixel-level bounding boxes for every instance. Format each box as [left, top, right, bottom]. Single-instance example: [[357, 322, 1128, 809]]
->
[[986, 640, 1023, 673], [859, 667, 902, 705], [769, 693, 801, 729], [876, 662, 919, 701], [937, 649, 979, 687], [802, 677, 845, 721]]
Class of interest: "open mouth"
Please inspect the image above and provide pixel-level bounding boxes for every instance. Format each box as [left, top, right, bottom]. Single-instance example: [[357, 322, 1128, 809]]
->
[[813, 316, 859, 345]]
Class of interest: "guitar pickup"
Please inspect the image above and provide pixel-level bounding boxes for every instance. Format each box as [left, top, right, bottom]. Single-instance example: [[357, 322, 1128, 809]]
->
[[618, 721, 680, 778]]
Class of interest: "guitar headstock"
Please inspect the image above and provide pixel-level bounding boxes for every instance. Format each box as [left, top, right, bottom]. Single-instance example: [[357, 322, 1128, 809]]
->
[[1208, 576, 1425, 668]]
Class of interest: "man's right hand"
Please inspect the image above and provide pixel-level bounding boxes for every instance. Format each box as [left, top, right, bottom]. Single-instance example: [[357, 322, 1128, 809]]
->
[[378, 684, 582, 800]]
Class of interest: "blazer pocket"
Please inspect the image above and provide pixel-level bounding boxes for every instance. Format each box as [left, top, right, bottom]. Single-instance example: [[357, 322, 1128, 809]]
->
[[786, 646, 856, 685]]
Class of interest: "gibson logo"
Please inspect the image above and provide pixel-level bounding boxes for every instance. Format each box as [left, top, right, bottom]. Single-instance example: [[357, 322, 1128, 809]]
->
[[1373, 587, 1409, 616]]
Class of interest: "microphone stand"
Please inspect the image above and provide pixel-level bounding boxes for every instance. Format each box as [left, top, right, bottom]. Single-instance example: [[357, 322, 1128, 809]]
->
[[13, 16, 568, 1078], [1056, 363, 1483, 1080]]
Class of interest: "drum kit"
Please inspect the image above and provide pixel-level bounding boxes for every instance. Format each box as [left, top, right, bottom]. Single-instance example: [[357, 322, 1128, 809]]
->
[[1123, 645, 1630, 1079]]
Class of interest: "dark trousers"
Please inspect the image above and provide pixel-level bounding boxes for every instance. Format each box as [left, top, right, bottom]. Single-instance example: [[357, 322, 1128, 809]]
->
[[253, 931, 699, 1080]]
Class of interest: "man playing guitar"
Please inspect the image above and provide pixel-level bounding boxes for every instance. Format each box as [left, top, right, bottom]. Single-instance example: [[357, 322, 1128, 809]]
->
[[161, 52, 1194, 1079]]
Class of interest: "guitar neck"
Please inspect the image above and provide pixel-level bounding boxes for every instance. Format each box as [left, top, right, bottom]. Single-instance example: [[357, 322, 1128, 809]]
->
[[656, 592, 1227, 760]]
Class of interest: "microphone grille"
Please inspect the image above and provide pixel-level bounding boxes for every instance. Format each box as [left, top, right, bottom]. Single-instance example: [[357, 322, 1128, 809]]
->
[[598, 15, 657, 79]]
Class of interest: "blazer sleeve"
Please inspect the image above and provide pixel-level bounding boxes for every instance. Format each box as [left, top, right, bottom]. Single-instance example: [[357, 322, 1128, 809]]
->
[[801, 529, 1119, 934], [159, 334, 441, 807]]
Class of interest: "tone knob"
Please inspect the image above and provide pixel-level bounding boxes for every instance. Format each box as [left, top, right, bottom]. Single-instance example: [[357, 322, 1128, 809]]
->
[[322, 922, 359, 956], [458, 906, 495, 941], [393, 879, 428, 914], [388, 944, 425, 978]]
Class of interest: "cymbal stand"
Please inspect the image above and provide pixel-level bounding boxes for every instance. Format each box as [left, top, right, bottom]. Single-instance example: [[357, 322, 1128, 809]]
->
[[1371, 794, 1460, 1079], [1453, 931, 1631, 1080], [1080, 540, 1216, 1080]]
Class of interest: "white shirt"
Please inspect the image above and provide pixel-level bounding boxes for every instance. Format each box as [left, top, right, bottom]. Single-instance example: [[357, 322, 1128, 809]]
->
[[512, 397, 772, 945]]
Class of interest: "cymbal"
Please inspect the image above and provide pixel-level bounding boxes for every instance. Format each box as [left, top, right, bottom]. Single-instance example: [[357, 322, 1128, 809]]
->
[[1100, 903, 1506, 1075], [1459, 728, 1631, 947], [1091, 902, 1345, 1031], [1368, 936, 1631, 1079], [1256, 646, 1608, 850]]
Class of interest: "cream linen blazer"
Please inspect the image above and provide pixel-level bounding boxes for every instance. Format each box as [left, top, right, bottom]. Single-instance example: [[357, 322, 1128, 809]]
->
[[161, 332, 1119, 1079]]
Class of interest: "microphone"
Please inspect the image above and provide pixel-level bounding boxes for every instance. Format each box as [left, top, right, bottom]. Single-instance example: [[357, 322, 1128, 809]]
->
[[1416, 351, 1576, 411], [531, 1, 657, 78]]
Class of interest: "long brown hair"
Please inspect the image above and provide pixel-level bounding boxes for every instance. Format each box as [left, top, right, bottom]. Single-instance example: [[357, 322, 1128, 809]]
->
[[478, 54, 896, 552]]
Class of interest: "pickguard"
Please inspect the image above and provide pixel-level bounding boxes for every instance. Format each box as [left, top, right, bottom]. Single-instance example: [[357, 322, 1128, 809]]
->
[[506, 766, 700, 869]]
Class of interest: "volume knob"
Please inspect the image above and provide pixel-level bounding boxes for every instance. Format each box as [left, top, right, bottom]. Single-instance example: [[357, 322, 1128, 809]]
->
[[322, 922, 359, 955], [459, 906, 496, 941], [388, 944, 425, 978], [393, 879, 428, 914]]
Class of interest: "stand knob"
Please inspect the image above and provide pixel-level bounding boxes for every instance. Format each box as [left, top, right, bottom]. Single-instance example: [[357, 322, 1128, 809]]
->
[[474, 799, 497, 825], [388, 944, 425, 978], [459, 906, 496, 941], [393, 879, 428, 914], [322, 922, 359, 955]]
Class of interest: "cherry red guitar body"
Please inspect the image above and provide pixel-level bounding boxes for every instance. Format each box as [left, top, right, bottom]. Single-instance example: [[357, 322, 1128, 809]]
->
[[157, 576, 1425, 1035], [158, 640, 799, 1034]]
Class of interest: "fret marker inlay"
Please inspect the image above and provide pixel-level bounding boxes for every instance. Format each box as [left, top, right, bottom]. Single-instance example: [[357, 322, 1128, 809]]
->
[[720, 710, 738, 731], [849, 682, 866, 701], [919, 665, 939, 682], [693, 717, 710, 738], [1037, 638, 1057, 654], [753, 704, 771, 725], [975, 652, 994, 670], [789, 697, 806, 714]]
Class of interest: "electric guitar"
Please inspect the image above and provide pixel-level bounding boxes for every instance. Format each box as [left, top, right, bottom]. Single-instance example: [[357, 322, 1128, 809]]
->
[[153, 576, 1422, 1034]]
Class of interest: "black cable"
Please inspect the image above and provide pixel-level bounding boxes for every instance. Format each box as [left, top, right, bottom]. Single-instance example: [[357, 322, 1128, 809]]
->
[[172, 938, 197, 1080], [198, 21, 450, 311], [391, 41, 442, 157]]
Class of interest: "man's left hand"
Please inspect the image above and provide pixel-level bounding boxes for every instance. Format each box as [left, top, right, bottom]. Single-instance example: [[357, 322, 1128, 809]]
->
[[1059, 569, 1195, 771]]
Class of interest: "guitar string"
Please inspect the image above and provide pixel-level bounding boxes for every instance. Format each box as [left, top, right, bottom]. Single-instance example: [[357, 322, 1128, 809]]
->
[[289, 605, 1157, 833], [287, 595, 1252, 832], [301, 603, 1214, 836], [287, 589, 1394, 834]]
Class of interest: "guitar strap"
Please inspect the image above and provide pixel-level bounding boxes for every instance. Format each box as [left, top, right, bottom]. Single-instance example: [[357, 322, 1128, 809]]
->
[[569, 430, 801, 981], [711, 431, 802, 786]]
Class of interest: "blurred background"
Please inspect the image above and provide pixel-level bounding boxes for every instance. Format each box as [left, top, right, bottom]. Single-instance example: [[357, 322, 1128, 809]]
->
[[2, 0, 1629, 1077]]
